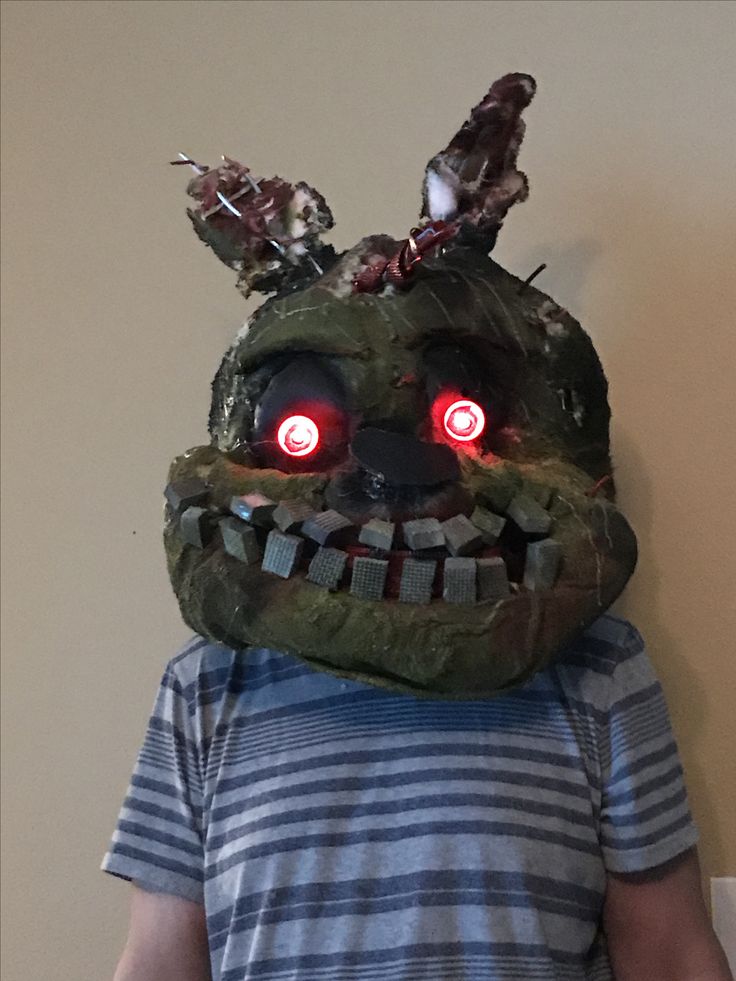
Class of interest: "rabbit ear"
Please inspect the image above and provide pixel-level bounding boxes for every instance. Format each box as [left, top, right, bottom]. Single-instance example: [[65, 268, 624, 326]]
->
[[174, 155, 336, 298], [421, 73, 536, 249]]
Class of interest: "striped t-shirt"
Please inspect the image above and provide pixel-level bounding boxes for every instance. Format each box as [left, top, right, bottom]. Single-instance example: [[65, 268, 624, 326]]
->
[[102, 613, 697, 981]]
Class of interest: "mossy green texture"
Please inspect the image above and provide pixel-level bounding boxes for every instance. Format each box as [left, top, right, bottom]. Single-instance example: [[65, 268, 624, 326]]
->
[[166, 248, 637, 698]]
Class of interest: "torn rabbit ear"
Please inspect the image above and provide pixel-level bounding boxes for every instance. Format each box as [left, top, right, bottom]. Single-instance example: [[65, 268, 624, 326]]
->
[[420, 73, 536, 252], [173, 154, 337, 298]]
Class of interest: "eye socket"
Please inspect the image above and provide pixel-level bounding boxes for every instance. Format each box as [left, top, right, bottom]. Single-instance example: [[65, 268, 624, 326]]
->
[[277, 415, 320, 457], [443, 399, 486, 442]]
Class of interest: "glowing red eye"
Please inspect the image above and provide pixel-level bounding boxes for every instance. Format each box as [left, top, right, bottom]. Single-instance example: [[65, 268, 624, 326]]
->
[[277, 415, 320, 457], [443, 399, 485, 441]]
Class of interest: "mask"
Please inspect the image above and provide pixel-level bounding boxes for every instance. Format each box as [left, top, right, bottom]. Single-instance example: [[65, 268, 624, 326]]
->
[[164, 74, 637, 698]]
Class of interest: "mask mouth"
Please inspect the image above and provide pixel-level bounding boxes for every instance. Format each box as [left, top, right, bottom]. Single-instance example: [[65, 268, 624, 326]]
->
[[164, 457, 564, 607], [322, 468, 475, 525], [163, 444, 637, 697]]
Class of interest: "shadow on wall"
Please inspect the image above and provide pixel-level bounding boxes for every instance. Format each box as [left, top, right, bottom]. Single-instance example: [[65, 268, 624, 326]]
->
[[612, 428, 723, 878], [515, 179, 733, 882]]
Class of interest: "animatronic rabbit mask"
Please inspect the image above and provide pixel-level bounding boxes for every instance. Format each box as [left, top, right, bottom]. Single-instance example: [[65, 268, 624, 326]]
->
[[165, 74, 637, 698]]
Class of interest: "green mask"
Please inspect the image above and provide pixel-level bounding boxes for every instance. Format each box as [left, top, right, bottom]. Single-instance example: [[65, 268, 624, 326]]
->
[[165, 74, 637, 698]]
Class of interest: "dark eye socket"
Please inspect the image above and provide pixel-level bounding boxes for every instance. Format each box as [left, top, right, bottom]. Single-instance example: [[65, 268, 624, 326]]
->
[[423, 343, 512, 451], [251, 357, 350, 470]]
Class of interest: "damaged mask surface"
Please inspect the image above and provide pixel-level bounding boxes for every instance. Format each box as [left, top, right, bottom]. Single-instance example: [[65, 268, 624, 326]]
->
[[165, 74, 637, 698]]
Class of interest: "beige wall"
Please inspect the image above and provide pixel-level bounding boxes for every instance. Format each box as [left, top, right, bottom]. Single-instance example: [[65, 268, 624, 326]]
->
[[2, 1, 735, 977]]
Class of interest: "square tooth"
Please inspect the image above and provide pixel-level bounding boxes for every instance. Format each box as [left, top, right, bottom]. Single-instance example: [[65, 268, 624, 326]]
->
[[302, 510, 354, 547], [359, 518, 395, 552], [399, 559, 436, 605], [230, 492, 277, 527], [165, 478, 209, 514], [273, 499, 317, 534], [261, 530, 303, 579], [521, 479, 553, 509], [470, 506, 506, 546], [477, 556, 511, 601], [402, 517, 445, 552], [506, 493, 553, 537], [443, 557, 477, 604], [180, 506, 213, 549], [307, 547, 348, 591], [350, 556, 389, 601], [219, 517, 260, 565], [523, 539, 563, 591], [442, 514, 483, 557]]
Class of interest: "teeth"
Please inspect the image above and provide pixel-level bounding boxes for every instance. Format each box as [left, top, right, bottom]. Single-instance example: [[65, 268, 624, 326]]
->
[[350, 556, 389, 601], [307, 547, 348, 591], [443, 557, 477, 604], [180, 506, 214, 549], [399, 558, 436, 605], [165, 478, 209, 514], [402, 517, 445, 552], [523, 538, 563, 591], [469, 506, 506, 546], [477, 556, 511, 600], [302, 509, 354, 548], [175, 483, 562, 604], [359, 518, 395, 552], [219, 517, 260, 565], [521, 479, 554, 510], [261, 530, 303, 579], [506, 493, 553, 537], [441, 514, 483, 557], [230, 492, 277, 527], [273, 499, 317, 534]]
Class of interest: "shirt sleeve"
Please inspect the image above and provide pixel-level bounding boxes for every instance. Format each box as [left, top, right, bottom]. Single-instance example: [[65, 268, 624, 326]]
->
[[598, 623, 699, 874], [100, 651, 205, 903]]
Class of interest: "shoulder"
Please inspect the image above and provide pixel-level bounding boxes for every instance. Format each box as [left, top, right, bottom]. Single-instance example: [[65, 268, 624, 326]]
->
[[167, 634, 240, 685], [552, 612, 655, 714]]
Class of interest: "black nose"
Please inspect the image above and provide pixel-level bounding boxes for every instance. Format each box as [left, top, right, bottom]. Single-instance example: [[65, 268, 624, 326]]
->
[[351, 428, 460, 487]]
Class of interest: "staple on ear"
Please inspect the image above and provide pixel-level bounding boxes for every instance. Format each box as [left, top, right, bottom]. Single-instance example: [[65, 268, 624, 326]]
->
[[174, 154, 337, 298]]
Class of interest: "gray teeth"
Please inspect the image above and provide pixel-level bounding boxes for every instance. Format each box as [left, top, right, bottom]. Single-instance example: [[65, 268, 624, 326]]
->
[[261, 529, 303, 579], [506, 493, 553, 537], [350, 556, 389, 601], [178, 482, 561, 603], [219, 517, 260, 565], [523, 539, 563, 591], [399, 558, 436, 604], [469, 506, 506, 546], [165, 478, 209, 514], [230, 492, 277, 527], [302, 509, 354, 547], [307, 547, 348, 591], [402, 517, 444, 552], [359, 518, 395, 552], [273, 499, 317, 534], [442, 514, 483, 557], [443, 557, 477, 604], [180, 506, 214, 549], [477, 556, 510, 600], [521, 480, 554, 509]]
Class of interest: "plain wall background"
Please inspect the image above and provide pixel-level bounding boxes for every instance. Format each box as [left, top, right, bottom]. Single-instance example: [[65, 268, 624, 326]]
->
[[2, 1, 735, 978]]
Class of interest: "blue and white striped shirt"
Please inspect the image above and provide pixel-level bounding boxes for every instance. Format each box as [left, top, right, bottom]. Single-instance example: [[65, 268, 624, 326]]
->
[[102, 613, 697, 980]]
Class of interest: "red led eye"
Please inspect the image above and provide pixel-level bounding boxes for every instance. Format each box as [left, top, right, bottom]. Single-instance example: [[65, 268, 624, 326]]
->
[[443, 399, 485, 441], [277, 415, 320, 457]]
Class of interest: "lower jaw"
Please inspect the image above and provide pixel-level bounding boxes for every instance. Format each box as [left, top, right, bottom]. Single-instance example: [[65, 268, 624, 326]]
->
[[165, 523, 612, 698], [163, 446, 637, 697]]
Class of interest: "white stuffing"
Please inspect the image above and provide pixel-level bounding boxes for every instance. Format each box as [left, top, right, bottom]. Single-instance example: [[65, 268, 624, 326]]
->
[[425, 167, 459, 220]]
